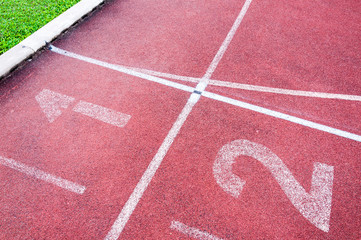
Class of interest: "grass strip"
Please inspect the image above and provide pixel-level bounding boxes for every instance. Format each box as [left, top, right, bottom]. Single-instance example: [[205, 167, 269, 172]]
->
[[0, 0, 81, 55]]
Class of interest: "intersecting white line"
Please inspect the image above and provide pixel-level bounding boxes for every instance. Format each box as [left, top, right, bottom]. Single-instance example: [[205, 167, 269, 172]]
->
[[59, 58, 361, 102], [124, 67, 361, 102]]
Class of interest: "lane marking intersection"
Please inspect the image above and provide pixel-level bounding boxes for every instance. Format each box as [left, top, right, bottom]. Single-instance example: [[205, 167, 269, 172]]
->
[[49, 46, 361, 143]]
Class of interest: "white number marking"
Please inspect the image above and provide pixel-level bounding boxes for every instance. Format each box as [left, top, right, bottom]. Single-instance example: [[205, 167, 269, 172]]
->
[[213, 139, 334, 232], [35, 89, 75, 123], [36, 89, 130, 128]]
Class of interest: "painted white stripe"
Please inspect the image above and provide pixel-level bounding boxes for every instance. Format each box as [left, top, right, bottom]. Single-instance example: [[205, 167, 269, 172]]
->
[[73, 100, 131, 128], [209, 79, 361, 101], [49, 45, 194, 94], [129, 67, 200, 83], [170, 220, 224, 240], [0, 155, 86, 194], [203, 0, 252, 79], [120, 67, 361, 102], [202, 91, 361, 142], [104, 91, 201, 240]]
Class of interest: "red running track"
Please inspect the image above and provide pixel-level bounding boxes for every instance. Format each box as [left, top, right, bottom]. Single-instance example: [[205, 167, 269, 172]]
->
[[0, 0, 360, 239]]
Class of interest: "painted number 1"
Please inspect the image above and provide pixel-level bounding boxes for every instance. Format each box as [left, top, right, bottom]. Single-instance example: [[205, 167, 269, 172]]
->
[[213, 139, 334, 232]]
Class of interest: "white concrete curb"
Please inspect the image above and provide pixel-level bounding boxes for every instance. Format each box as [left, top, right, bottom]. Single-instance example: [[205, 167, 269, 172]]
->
[[0, 0, 104, 79]]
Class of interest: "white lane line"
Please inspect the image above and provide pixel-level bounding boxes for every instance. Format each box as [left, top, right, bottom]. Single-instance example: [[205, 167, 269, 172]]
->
[[118, 67, 361, 102], [202, 91, 361, 142], [129, 67, 200, 83], [203, 0, 252, 79], [73, 100, 131, 128], [104, 88, 202, 240], [49, 45, 194, 94], [105, 1, 253, 238], [170, 220, 224, 240], [0, 155, 86, 194], [209, 79, 361, 101]]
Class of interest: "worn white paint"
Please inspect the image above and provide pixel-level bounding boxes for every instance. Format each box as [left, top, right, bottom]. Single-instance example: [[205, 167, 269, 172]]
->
[[35, 89, 75, 123], [73, 100, 131, 128], [0, 155, 86, 194], [213, 139, 334, 232], [170, 220, 224, 240]]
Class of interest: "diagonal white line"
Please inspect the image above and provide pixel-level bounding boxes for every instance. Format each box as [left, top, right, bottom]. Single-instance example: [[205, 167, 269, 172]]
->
[[47, 1, 361, 238], [203, 0, 252, 79], [49, 45, 194, 94], [104, 93, 201, 240], [128, 67, 200, 83], [202, 90, 361, 142], [47, 1, 360, 237], [90, 63, 361, 102], [0, 155, 86, 194]]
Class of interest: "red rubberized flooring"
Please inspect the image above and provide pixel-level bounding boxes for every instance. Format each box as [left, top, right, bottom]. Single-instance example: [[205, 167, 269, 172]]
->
[[0, 0, 360, 239]]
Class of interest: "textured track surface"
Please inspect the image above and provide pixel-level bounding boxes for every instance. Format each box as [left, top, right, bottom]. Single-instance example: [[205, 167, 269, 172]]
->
[[0, 0, 360, 239]]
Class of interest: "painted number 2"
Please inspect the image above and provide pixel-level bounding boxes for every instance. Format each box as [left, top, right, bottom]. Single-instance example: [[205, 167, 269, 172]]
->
[[213, 139, 334, 232]]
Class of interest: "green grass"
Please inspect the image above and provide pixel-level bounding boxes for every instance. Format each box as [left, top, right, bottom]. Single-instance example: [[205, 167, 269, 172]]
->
[[0, 0, 81, 55]]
